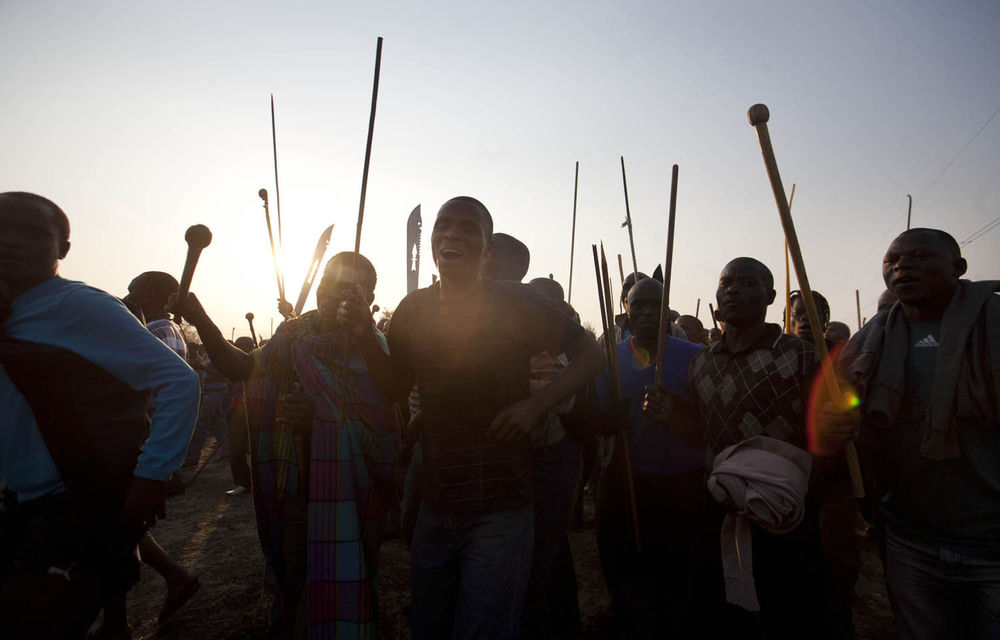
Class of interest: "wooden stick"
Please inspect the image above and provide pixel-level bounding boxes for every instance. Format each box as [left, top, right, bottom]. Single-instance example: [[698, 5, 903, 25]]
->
[[906, 194, 912, 230], [855, 289, 862, 332], [617, 254, 625, 287], [619, 156, 639, 281], [708, 303, 719, 330], [246, 312, 258, 348], [655, 165, 679, 384], [748, 103, 864, 498], [174, 225, 212, 325], [270, 95, 285, 296], [695, 298, 700, 320], [258, 188, 288, 308], [567, 161, 580, 304], [599, 243, 642, 552], [784, 183, 796, 333]]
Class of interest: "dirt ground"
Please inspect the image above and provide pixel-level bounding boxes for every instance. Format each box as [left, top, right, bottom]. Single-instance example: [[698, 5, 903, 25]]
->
[[113, 456, 898, 640]]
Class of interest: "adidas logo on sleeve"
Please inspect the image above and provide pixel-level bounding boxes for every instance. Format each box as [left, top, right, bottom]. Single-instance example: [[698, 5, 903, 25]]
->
[[913, 334, 940, 348]]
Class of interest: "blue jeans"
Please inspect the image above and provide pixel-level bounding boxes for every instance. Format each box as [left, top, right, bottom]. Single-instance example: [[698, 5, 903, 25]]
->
[[885, 526, 1000, 640], [410, 500, 534, 640]]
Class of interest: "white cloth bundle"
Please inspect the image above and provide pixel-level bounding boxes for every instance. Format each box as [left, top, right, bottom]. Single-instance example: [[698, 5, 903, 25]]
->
[[707, 436, 812, 611]]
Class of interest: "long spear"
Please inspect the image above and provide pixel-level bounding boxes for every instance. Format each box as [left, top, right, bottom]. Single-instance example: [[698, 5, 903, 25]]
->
[[748, 103, 864, 498], [655, 165, 679, 384], [270, 94, 285, 297], [619, 156, 639, 281], [708, 303, 719, 330], [341, 37, 384, 410], [353, 36, 383, 254], [593, 244, 641, 551], [617, 254, 625, 288], [567, 161, 580, 304]]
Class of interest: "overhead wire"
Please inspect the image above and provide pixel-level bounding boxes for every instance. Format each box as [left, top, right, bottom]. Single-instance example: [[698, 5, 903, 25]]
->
[[843, 100, 1000, 279]]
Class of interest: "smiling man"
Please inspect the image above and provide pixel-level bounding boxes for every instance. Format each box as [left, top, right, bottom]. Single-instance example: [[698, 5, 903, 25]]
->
[[840, 228, 1000, 640], [357, 196, 605, 640]]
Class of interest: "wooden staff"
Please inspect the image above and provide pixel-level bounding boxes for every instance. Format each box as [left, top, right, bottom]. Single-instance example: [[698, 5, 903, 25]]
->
[[258, 188, 288, 310], [907, 194, 912, 230], [592, 243, 641, 551], [619, 156, 639, 281], [246, 312, 259, 347], [174, 225, 212, 325], [270, 95, 285, 296], [855, 289, 862, 332], [568, 161, 580, 304], [708, 303, 719, 330], [784, 183, 796, 333], [655, 165, 679, 384], [748, 103, 864, 498], [695, 298, 701, 320], [617, 254, 625, 287]]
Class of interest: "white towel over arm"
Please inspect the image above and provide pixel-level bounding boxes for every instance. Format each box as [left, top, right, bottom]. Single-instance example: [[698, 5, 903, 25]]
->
[[707, 436, 812, 612]]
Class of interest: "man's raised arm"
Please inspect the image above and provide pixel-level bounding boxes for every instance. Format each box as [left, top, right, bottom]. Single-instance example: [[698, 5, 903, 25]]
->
[[172, 292, 254, 381]]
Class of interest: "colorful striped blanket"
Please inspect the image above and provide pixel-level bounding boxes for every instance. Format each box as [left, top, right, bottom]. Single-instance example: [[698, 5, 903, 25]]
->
[[244, 313, 400, 639]]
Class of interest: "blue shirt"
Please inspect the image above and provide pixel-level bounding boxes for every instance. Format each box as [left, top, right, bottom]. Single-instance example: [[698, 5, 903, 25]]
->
[[596, 336, 705, 476], [0, 277, 200, 501]]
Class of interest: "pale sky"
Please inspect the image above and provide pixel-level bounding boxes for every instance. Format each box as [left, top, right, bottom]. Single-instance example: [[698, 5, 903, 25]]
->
[[3, 0, 999, 339]]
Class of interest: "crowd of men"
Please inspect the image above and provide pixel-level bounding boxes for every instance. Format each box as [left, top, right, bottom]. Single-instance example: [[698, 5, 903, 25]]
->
[[0, 190, 997, 640]]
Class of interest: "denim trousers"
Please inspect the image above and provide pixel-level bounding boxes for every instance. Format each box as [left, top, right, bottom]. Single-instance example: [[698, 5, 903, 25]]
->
[[410, 500, 534, 640], [885, 526, 1000, 640]]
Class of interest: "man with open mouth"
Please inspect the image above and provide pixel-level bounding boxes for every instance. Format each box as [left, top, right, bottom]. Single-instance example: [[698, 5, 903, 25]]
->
[[356, 196, 605, 640], [840, 228, 1000, 640]]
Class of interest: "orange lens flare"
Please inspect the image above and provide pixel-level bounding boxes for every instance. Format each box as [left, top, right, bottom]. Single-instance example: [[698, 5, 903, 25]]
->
[[805, 341, 858, 455]]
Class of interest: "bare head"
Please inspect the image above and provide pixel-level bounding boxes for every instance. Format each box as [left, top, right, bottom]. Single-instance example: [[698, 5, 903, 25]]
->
[[676, 315, 706, 344], [0, 192, 71, 297], [876, 288, 897, 314], [626, 278, 663, 347], [528, 277, 564, 302], [126, 271, 179, 317], [825, 321, 851, 345], [483, 233, 530, 282], [716, 257, 775, 328], [882, 228, 965, 318], [431, 196, 495, 283]]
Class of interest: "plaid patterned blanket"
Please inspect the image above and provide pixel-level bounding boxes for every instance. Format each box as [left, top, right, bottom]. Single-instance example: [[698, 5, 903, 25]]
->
[[245, 314, 400, 639]]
